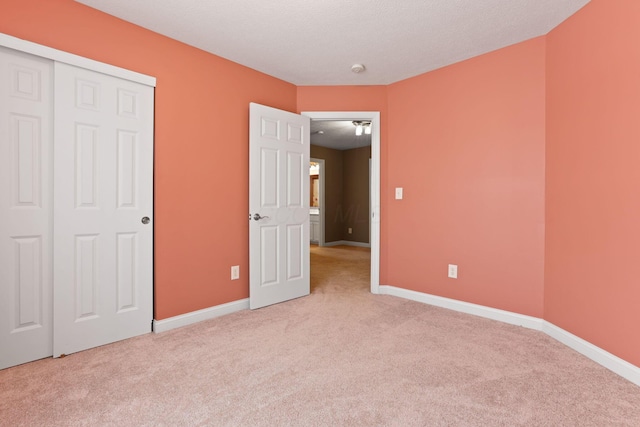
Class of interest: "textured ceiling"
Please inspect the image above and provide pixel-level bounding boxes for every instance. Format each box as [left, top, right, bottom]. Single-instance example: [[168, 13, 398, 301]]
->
[[311, 120, 371, 151], [75, 0, 590, 85]]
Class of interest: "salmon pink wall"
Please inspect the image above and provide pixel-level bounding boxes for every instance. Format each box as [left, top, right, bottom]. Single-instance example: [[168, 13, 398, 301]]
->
[[0, 0, 297, 319], [546, 0, 640, 366], [386, 38, 546, 317], [297, 86, 390, 282], [4, 0, 638, 371]]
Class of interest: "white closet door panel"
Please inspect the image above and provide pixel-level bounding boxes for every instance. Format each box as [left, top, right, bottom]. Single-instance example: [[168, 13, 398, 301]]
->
[[53, 62, 153, 357], [0, 48, 53, 370]]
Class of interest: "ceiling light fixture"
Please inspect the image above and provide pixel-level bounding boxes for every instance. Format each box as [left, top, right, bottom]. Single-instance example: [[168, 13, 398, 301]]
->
[[353, 121, 371, 136], [351, 64, 365, 73]]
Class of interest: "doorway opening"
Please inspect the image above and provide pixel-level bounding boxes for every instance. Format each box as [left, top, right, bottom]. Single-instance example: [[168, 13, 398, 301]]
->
[[302, 112, 381, 295], [309, 158, 325, 247]]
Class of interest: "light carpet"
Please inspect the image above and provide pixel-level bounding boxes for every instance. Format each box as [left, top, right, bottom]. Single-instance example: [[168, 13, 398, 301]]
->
[[1, 245, 639, 426]]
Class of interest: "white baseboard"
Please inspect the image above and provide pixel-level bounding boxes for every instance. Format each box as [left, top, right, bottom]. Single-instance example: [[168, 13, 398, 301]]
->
[[152, 286, 640, 387], [379, 285, 640, 387], [379, 285, 543, 330], [153, 298, 249, 333], [543, 322, 640, 387], [324, 240, 371, 248]]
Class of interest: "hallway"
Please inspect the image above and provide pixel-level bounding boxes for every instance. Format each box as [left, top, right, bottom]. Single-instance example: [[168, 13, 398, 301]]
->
[[310, 245, 370, 294]]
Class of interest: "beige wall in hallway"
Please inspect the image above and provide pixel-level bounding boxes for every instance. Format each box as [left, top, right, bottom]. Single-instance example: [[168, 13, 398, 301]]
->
[[311, 144, 370, 244]]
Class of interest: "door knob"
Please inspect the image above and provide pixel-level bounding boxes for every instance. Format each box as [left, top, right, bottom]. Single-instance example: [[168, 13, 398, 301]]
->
[[253, 213, 269, 221], [141, 216, 150, 224]]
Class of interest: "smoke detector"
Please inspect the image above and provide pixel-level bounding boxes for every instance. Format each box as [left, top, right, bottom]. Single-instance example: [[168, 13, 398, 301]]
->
[[351, 64, 365, 73]]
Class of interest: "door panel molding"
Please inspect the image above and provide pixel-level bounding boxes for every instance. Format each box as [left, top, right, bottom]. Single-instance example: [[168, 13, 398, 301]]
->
[[53, 62, 154, 358], [0, 38, 155, 369], [0, 48, 53, 370], [249, 103, 311, 309]]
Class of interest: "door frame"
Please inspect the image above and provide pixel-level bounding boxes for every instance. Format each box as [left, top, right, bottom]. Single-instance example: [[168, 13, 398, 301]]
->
[[309, 157, 325, 247], [0, 33, 155, 87], [302, 111, 381, 294]]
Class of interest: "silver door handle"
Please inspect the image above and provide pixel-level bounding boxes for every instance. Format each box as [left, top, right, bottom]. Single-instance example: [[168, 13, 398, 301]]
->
[[141, 216, 150, 224], [253, 213, 269, 221]]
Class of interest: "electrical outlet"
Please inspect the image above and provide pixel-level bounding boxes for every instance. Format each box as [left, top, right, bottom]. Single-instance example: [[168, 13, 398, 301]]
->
[[348, 227, 353, 234], [231, 265, 240, 280], [448, 264, 458, 279]]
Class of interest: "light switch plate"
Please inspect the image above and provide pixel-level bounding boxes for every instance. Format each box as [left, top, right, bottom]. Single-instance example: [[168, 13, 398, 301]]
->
[[395, 187, 403, 200], [231, 265, 240, 280], [448, 264, 458, 279]]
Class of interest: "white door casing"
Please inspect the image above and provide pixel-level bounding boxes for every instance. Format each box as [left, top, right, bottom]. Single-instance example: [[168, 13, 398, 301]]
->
[[0, 47, 54, 370], [52, 62, 154, 357], [249, 103, 310, 309], [302, 112, 381, 294]]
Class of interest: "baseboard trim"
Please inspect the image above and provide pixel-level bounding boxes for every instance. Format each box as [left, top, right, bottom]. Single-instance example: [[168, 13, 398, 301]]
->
[[153, 298, 249, 333], [379, 285, 640, 387], [324, 240, 371, 248], [543, 322, 640, 387], [379, 285, 543, 330]]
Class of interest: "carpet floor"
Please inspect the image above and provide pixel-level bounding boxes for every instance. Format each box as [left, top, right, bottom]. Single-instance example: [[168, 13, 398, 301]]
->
[[1, 245, 639, 426]]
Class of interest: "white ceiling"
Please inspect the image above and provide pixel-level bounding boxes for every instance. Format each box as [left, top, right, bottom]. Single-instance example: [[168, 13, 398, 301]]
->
[[75, 0, 590, 86], [311, 120, 371, 151]]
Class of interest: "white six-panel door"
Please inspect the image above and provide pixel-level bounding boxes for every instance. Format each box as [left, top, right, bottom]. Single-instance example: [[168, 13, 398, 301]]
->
[[0, 45, 153, 369], [249, 103, 310, 309], [53, 62, 154, 357], [0, 47, 54, 370]]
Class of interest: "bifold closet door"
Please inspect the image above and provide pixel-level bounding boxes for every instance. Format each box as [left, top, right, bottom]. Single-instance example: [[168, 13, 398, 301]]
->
[[53, 62, 154, 358], [0, 48, 54, 370]]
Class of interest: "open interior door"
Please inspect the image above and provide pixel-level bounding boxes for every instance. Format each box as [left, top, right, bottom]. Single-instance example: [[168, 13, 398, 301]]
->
[[249, 103, 310, 309]]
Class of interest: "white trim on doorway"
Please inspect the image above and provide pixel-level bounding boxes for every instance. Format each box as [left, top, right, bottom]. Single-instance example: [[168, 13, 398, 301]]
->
[[0, 33, 156, 87], [302, 111, 381, 295]]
